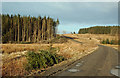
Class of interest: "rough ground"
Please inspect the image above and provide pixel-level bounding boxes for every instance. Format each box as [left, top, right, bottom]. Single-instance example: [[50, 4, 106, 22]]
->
[[1, 34, 118, 76]]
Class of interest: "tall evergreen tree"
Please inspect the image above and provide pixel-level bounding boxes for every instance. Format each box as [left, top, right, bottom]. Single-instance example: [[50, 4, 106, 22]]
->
[[13, 15, 17, 42], [2, 14, 60, 43], [17, 14, 20, 43], [37, 16, 42, 42], [42, 16, 47, 40], [28, 16, 32, 42], [22, 16, 26, 42]]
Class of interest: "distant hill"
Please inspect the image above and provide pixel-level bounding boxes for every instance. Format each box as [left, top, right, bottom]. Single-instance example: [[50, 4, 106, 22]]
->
[[78, 26, 120, 35]]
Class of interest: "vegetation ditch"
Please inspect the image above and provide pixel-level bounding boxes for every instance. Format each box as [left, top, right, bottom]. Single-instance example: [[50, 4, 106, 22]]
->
[[101, 39, 120, 45], [25, 49, 65, 72]]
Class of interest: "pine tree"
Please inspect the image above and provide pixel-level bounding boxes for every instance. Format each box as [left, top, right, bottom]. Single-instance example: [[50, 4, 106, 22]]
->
[[32, 17, 37, 42], [106, 39, 110, 44], [17, 14, 20, 43], [47, 17, 50, 40], [42, 16, 47, 40], [37, 16, 42, 42], [2, 14, 59, 43], [118, 40, 120, 45], [50, 18, 54, 39], [102, 40, 105, 44], [28, 16, 32, 42], [10, 14, 13, 42], [13, 15, 17, 42], [22, 16, 27, 42], [110, 40, 114, 44]]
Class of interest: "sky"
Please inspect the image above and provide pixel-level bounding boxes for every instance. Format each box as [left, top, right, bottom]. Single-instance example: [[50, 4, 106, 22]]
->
[[2, 2, 118, 34], [1, 0, 119, 2]]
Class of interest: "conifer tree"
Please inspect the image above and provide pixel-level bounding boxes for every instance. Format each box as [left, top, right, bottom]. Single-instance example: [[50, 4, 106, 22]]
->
[[2, 14, 60, 43]]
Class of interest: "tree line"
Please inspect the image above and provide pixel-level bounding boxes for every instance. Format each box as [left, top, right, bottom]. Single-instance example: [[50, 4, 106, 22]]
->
[[78, 26, 120, 35], [2, 14, 59, 43]]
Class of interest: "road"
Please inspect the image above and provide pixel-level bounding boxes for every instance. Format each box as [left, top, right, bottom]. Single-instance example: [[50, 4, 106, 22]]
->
[[54, 45, 119, 76]]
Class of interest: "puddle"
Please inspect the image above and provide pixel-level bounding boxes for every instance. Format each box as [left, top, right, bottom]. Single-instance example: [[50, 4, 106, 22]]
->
[[68, 69, 79, 73], [76, 63, 82, 67], [68, 61, 84, 73], [75, 61, 84, 67], [110, 68, 120, 77], [81, 61, 84, 63], [76, 64, 81, 66], [77, 63, 81, 65], [115, 66, 120, 69]]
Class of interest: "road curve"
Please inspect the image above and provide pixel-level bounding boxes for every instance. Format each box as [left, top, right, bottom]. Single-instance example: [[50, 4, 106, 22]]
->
[[54, 45, 119, 76]]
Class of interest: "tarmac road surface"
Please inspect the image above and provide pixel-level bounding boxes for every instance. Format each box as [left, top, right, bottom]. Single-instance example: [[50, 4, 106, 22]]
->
[[54, 45, 119, 76]]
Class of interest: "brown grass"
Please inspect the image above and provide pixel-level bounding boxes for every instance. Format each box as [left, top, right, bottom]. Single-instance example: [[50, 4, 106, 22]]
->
[[1, 44, 50, 54], [2, 57, 28, 76], [77, 34, 118, 41], [1, 44, 52, 76]]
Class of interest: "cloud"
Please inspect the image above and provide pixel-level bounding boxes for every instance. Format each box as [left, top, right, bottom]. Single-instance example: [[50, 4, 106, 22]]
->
[[50, 2, 118, 24], [2, 0, 119, 2]]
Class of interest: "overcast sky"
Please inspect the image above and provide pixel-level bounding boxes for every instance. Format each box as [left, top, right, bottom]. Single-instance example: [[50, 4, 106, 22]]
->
[[2, 2, 118, 33]]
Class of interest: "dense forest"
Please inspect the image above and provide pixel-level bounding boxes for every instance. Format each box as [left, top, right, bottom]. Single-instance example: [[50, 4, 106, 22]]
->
[[2, 14, 59, 43], [78, 26, 120, 35]]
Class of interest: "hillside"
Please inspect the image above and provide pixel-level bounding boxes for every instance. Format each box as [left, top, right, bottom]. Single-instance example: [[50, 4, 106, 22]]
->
[[78, 26, 120, 35]]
